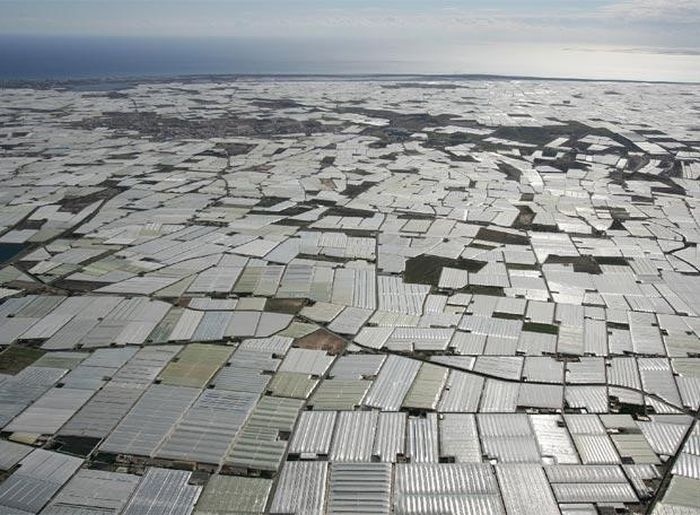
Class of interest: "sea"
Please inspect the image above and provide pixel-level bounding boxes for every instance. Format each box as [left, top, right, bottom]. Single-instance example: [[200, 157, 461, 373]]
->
[[1, 35, 698, 83]]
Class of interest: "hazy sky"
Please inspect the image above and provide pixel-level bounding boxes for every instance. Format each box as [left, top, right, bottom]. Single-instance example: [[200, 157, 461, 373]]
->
[[2, 0, 699, 81]]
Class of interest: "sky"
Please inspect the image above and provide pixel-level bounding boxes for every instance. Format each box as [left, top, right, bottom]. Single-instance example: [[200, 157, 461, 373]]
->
[[1, 0, 699, 82]]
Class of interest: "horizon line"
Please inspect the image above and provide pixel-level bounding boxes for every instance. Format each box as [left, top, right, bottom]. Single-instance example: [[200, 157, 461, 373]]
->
[[2, 72, 699, 88]]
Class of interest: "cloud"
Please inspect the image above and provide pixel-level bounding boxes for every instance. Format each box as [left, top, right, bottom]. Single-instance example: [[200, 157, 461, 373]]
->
[[0, 0, 698, 52], [566, 45, 700, 56], [601, 0, 700, 23]]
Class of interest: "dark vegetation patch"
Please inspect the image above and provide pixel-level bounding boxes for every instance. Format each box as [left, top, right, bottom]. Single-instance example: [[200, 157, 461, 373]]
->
[[544, 255, 603, 274], [667, 159, 684, 178], [346, 168, 374, 176], [381, 83, 462, 90], [60, 183, 125, 213], [404, 255, 486, 287], [625, 154, 650, 172], [343, 181, 378, 199], [505, 263, 540, 271], [337, 107, 454, 146], [446, 153, 480, 163], [594, 256, 629, 267], [623, 159, 687, 196], [423, 131, 484, 152], [446, 183, 476, 192], [107, 152, 140, 160], [523, 322, 559, 335], [461, 285, 506, 296], [14, 218, 44, 231], [424, 120, 640, 160], [295, 329, 346, 355], [165, 86, 203, 95], [612, 399, 648, 418], [0, 346, 45, 374], [497, 163, 523, 182], [389, 168, 420, 175], [251, 98, 304, 109], [397, 212, 435, 220], [476, 227, 529, 245], [297, 254, 351, 264], [629, 172, 687, 196], [255, 196, 289, 208], [314, 198, 341, 207], [492, 312, 523, 321], [323, 206, 376, 218], [74, 111, 339, 141], [320, 156, 335, 168], [265, 298, 305, 315], [216, 142, 256, 156], [52, 279, 106, 292], [274, 218, 312, 227], [276, 206, 312, 217], [469, 242, 499, 250], [364, 126, 414, 146], [491, 121, 637, 151], [608, 219, 627, 231], [541, 153, 590, 173], [51, 435, 101, 457], [608, 207, 630, 222], [82, 91, 130, 100], [513, 206, 536, 228]]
